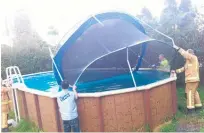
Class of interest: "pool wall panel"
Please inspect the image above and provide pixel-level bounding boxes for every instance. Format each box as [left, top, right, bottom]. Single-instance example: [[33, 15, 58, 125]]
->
[[17, 90, 28, 119], [78, 98, 102, 132], [58, 108, 64, 132], [37, 96, 60, 132], [171, 81, 177, 114], [17, 80, 177, 132], [114, 93, 133, 131], [24, 92, 39, 126], [102, 95, 118, 132], [130, 91, 145, 130], [143, 90, 152, 129], [101, 90, 145, 132], [149, 83, 173, 128]]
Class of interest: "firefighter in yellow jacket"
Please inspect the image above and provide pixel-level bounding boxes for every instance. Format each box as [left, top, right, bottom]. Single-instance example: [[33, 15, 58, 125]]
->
[[158, 54, 170, 71], [173, 45, 202, 114], [1, 82, 12, 132]]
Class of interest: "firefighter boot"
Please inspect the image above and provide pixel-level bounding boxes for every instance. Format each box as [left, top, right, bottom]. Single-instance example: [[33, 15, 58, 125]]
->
[[195, 106, 203, 113], [1, 128, 9, 132], [187, 108, 196, 115]]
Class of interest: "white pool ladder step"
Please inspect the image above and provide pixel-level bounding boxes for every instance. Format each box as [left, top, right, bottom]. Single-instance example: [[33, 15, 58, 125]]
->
[[5, 66, 23, 123], [6, 66, 24, 84]]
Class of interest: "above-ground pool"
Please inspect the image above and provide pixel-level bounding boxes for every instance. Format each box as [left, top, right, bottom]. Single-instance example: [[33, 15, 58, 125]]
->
[[22, 70, 170, 93], [15, 70, 177, 132], [11, 11, 178, 132]]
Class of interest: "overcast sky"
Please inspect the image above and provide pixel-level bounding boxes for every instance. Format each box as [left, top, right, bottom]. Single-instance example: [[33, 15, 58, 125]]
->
[[0, 0, 204, 45]]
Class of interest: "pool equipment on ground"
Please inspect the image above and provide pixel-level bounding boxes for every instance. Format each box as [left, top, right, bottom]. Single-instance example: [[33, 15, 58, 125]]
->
[[8, 119, 17, 127]]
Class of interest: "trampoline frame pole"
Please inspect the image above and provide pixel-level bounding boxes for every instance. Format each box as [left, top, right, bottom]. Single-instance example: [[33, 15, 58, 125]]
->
[[48, 47, 63, 81], [137, 18, 175, 46], [126, 47, 137, 88], [92, 15, 104, 26]]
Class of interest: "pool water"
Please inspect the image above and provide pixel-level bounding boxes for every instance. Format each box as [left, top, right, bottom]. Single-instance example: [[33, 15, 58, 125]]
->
[[21, 70, 170, 93]]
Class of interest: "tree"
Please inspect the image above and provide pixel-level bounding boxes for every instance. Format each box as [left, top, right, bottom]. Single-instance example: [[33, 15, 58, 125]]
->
[[1, 44, 12, 78], [159, 0, 179, 41], [1, 10, 52, 79], [139, 1, 203, 82], [47, 26, 59, 36], [47, 25, 60, 47], [141, 7, 152, 20], [164, 0, 177, 9], [137, 7, 159, 39], [179, 0, 193, 12]]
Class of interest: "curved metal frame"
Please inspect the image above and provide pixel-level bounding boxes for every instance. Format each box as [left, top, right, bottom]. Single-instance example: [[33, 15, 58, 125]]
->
[[74, 39, 155, 85], [126, 47, 137, 87], [53, 11, 176, 85]]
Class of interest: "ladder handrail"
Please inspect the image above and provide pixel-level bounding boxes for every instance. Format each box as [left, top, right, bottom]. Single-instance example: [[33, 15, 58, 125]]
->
[[13, 67, 23, 84], [6, 66, 18, 123], [13, 66, 22, 121], [6, 66, 25, 84], [15, 66, 24, 84], [5, 66, 23, 123]]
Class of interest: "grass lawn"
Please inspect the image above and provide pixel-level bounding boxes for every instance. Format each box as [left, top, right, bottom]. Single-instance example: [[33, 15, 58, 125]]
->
[[8, 111, 41, 132], [9, 119, 41, 132], [160, 85, 204, 132]]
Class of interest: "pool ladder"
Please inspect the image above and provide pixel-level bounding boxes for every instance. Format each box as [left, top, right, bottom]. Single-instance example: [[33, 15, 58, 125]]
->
[[6, 66, 24, 84], [5, 66, 23, 123]]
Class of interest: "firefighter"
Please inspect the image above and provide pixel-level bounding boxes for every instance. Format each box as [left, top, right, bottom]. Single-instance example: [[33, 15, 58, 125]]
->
[[172, 45, 202, 114], [158, 54, 170, 71], [1, 80, 12, 132]]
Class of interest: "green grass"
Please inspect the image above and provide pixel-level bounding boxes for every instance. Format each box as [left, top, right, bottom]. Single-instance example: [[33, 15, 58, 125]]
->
[[8, 110, 15, 119], [198, 86, 204, 103], [8, 111, 40, 132], [144, 124, 151, 132], [160, 85, 204, 132], [200, 127, 204, 132], [9, 119, 41, 132], [160, 120, 178, 132]]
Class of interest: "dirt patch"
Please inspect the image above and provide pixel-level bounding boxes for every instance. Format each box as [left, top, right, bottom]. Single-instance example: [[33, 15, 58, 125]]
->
[[176, 123, 201, 132], [176, 114, 204, 132]]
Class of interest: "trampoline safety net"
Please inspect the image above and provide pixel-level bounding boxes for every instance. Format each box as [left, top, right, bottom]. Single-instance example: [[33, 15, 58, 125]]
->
[[53, 12, 176, 85]]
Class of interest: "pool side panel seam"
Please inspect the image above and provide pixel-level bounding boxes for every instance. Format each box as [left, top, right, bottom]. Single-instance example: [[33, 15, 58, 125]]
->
[[98, 97, 104, 132], [113, 95, 118, 131], [143, 90, 153, 130], [54, 98, 62, 132], [34, 95, 43, 129], [171, 81, 177, 114], [22, 91, 29, 119], [129, 92, 134, 131]]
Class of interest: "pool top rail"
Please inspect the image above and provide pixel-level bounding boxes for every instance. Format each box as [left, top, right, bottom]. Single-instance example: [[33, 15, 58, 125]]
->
[[13, 76, 177, 98]]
